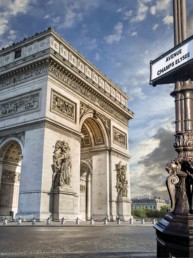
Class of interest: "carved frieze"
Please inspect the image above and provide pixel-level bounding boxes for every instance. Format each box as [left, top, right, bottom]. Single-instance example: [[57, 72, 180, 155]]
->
[[2, 170, 20, 183], [80, 103, 91, 118], [0, 91, 40, 118], [48, 64, 128, 125], [51, 90, 76, 123], [115, 161, 128, 197], [113, 127, 127, 149], [0, 66, 48, 90]]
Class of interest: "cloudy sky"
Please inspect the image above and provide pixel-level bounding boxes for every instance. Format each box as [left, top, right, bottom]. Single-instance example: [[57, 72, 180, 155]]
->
[[1, 0, 193, 199]]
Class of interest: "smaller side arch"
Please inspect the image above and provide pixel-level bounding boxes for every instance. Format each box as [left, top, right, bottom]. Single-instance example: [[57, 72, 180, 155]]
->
[[0, 137, 24, 218], [0, 137, 24, 161]]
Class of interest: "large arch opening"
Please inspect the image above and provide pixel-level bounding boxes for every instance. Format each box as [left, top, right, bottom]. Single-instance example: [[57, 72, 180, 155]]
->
[[0, 141, 22, 218], [80, 116, 108, 220]]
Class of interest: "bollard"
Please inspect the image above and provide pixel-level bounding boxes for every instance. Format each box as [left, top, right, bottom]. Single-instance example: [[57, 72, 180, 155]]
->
[[141, 219, 145, 225], [18, 218, 22, 225], [32, 218, 36, 225], [76, 217, 80, 225], [129, 217, 133, 225], [90, 218, 94, 225], [47, 217, 51, 225], [152, 218, 156, 224], [61, 217, 65, 225], [117, 217, 121, 225], [104, 217, 108, 225], [3, 218, 8, 225]]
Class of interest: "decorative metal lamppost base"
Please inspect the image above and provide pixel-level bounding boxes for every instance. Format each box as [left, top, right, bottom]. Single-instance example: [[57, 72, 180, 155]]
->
[[155, 213, 193, 257]]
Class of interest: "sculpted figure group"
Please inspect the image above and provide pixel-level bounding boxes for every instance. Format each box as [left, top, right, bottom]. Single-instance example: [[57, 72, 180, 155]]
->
[[52, 140, 72, 189], [115, 161, 128, 197]]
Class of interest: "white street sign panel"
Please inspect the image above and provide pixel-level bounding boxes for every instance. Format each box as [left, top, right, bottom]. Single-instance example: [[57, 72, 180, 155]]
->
[[150, 35, 193, 86]]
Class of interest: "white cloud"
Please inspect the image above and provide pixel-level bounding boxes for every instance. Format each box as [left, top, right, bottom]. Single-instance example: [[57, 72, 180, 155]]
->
[[56, 0, 101, 29], [8, 30, 17, 41], [0, 16, 8, 35], [8, 0, 30, 16], [163, 15, 173, 25], [44, 14, 50, 19], [150, 6, 156, 15], [0, 0, 32, 36], [150, 0, 171, 15], [62, 9, 78, 28], [131, 1, 149, 22], [130, 31, 138, 36], [130, 124, 176, 198], [129, 87, 146, 100], [104, 22, 123, 44], [152, 24, 159, 30], [123, 10, 133, 20]]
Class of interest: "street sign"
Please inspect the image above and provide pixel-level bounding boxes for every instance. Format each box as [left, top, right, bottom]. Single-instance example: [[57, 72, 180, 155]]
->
[[150, 35, 193, 86]]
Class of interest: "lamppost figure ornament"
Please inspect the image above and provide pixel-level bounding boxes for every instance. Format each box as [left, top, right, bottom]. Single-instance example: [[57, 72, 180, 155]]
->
[[52, 140, 72, 189]]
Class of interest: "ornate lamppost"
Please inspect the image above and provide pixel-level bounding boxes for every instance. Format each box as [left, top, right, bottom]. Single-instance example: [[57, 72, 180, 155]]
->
[[151, 0, 193, 257]]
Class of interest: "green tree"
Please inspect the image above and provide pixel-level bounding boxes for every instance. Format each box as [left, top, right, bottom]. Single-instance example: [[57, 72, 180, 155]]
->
[[132, 208, 147, 219], [132, 206, 169, 219]]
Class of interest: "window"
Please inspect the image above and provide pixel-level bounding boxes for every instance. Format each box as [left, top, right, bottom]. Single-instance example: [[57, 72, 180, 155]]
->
[[15, 49, 21, 59]]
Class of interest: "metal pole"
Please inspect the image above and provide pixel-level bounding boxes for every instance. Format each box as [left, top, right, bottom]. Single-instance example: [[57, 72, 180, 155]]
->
[[155, 1, 193, 257]]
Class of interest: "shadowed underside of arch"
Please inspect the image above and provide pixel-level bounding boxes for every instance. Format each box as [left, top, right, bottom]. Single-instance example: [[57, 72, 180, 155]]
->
[[0, 141, 22, 217], [81, 118, 105, 148]]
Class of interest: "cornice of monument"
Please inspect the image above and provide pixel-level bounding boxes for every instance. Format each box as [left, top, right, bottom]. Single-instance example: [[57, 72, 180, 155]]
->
[[0, 117, 82, 142], [0, 28, 127, 96], [47, 57, 133, 123], [0, 28, 134, 121], [0, 56, 133, 125]]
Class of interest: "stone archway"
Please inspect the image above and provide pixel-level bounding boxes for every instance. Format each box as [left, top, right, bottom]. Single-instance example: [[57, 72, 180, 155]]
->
[[80, 115, 109, 221], [0, 141, 22, 218]]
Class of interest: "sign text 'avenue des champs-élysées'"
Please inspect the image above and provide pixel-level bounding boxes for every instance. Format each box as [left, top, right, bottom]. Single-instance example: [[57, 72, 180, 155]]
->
[[150, 35, 193, 86]]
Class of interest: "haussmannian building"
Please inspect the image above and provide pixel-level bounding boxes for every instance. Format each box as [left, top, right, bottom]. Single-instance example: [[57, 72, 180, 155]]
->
[[131, 196, 168, 211], [0, 28, 134, 221]]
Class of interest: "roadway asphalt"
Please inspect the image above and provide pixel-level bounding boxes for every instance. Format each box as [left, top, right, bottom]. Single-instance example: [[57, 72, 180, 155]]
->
[[0, 222, 156, 258]]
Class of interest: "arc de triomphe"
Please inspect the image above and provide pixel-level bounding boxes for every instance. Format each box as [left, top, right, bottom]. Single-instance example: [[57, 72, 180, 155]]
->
[[0, 28, 133, 221]]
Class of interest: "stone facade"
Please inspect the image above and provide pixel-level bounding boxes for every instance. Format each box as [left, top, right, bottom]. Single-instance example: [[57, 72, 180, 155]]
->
[[0, 28, 134, 221]]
